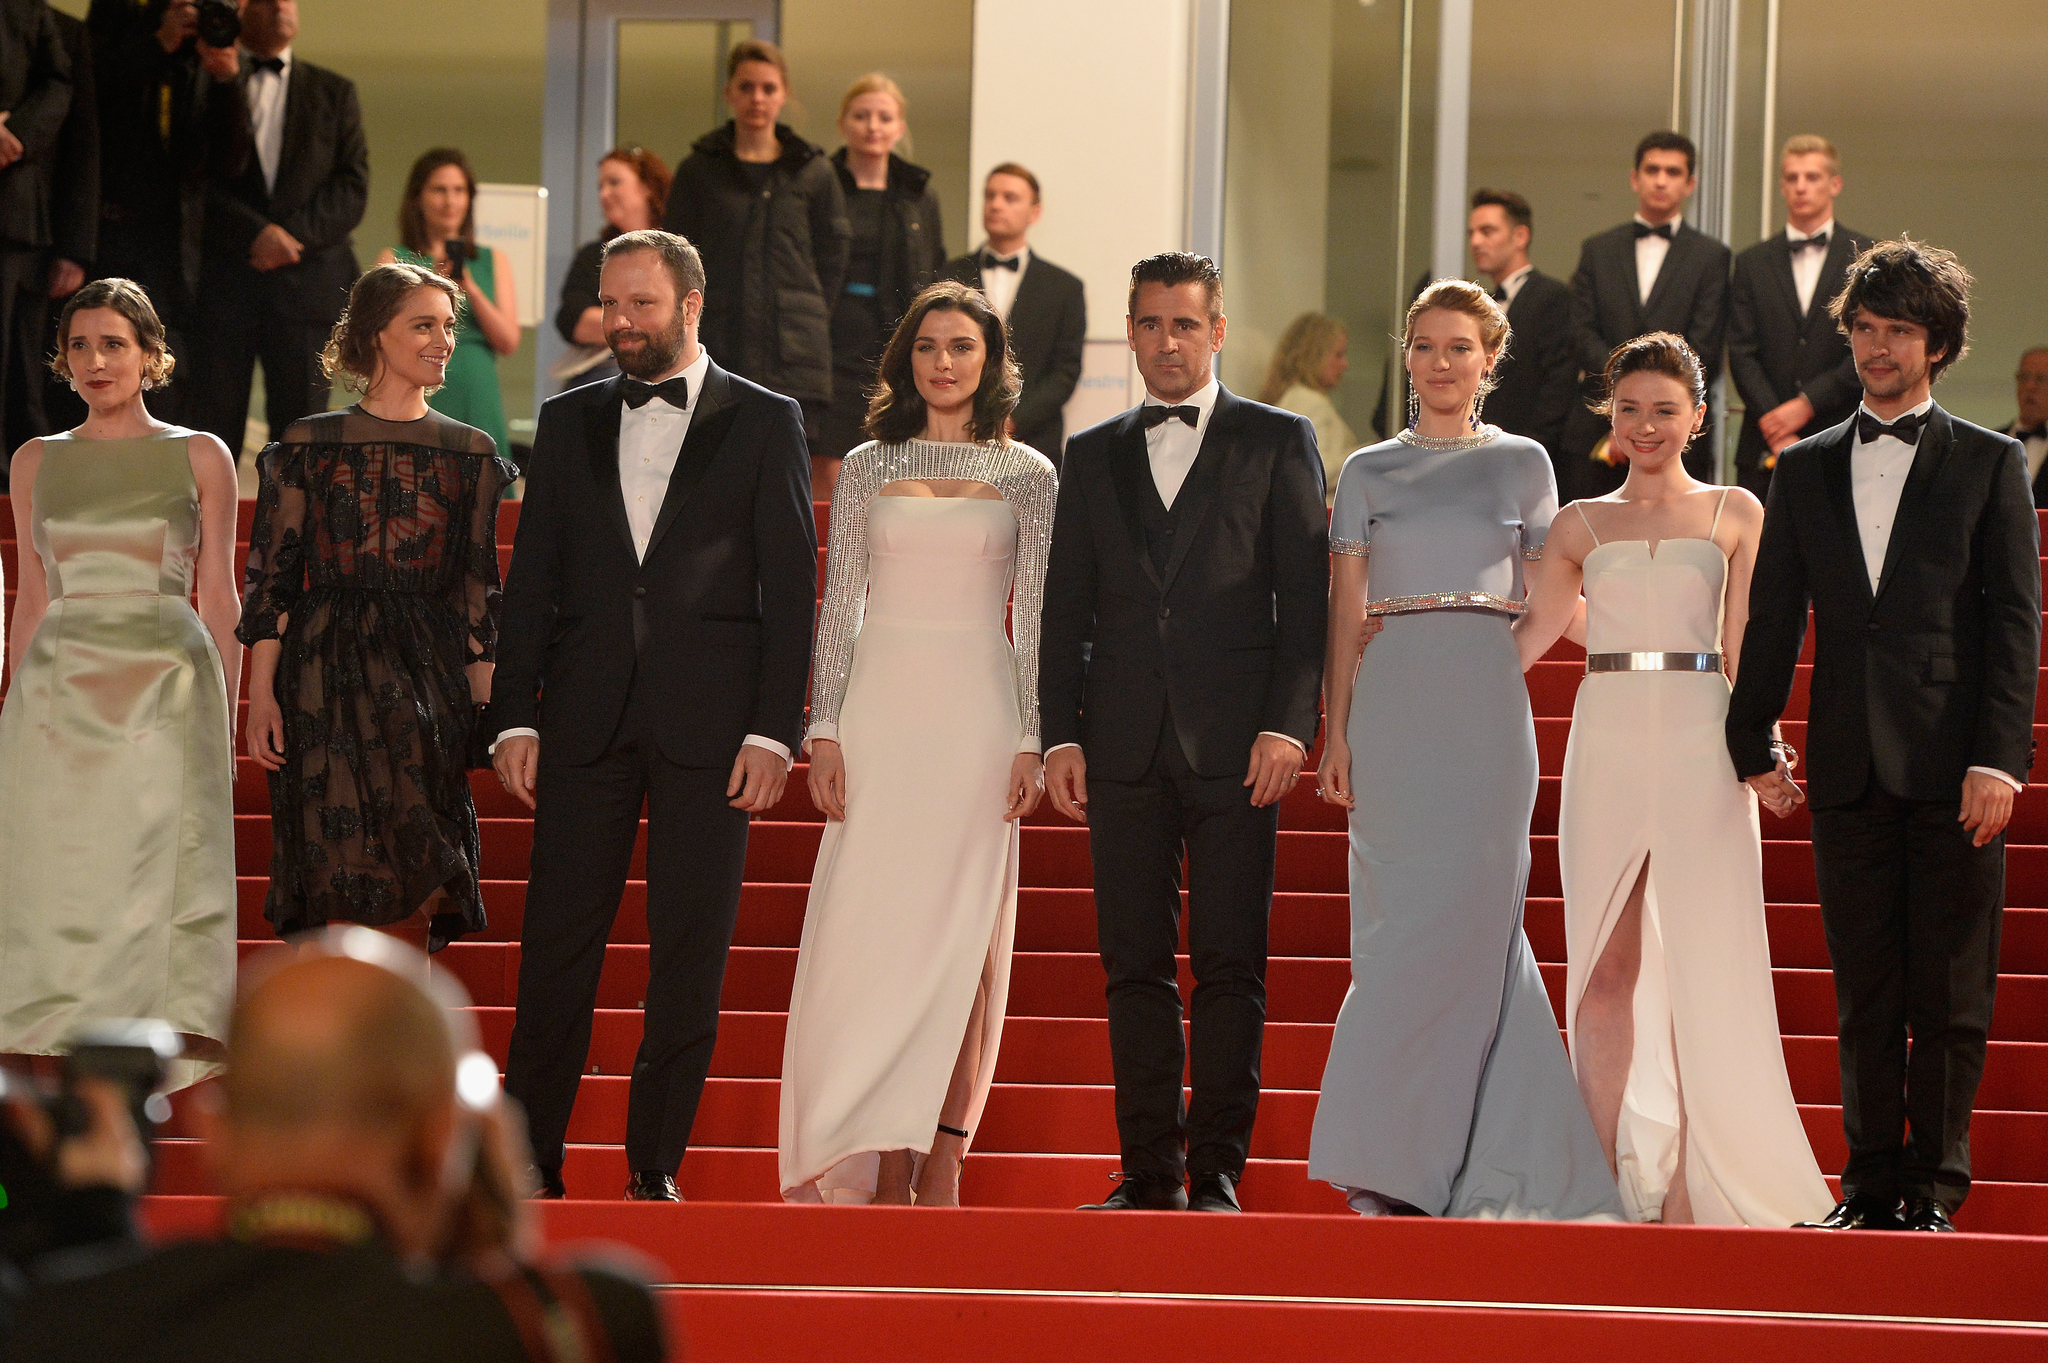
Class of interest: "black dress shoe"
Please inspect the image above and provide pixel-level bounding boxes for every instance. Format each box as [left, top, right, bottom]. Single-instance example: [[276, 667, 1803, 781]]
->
[[1078, 1173, 1187, 1211], [529, 1166, 566, 1200], [1902, 1196, 1957, 1232], [1795, 1195, 1904, 1230], [624, 1171, 681, 1202], [1187, 1172, 1242, 1213]]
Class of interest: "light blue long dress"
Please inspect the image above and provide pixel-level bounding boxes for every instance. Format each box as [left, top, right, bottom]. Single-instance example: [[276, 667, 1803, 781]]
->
[[1306, 428, 1623, 1220]]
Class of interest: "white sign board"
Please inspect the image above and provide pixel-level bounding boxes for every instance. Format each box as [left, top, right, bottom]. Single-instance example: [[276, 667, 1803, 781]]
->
[[1060, 339, 1136, 446], [474, 183, 549, 329]]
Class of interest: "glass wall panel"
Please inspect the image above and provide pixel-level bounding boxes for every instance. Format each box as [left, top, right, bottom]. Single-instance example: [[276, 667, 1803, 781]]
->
[[1776, 0, 2048, 425], [617, 19, 752, 167]]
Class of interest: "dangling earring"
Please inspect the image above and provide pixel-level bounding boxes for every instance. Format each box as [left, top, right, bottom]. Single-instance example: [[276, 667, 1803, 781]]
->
[[1405, 383, 1419, 430], [1471, 380, 1489, 431]]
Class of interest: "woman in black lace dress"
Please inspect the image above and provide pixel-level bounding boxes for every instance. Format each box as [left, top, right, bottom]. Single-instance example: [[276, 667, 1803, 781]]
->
[[239, 263, 516, 950]]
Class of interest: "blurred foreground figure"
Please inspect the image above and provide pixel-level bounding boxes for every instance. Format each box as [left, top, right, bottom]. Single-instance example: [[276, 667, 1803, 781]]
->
[[11, 929, 668, 1362]]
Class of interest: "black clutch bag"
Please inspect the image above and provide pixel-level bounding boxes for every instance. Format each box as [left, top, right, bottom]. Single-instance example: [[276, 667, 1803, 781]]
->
[[466, 705, 496, 771]]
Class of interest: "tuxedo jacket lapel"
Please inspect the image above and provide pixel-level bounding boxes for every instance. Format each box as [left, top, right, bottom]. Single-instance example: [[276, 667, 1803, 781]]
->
[[1810, 230, 1857, 335], [1815, 421, 1872, 606], [644, 362, 740, 562], [1874, 407, 1957, 602], [1642, 226, 1696, 320], [582, 378, 636, 557], [1160, 389, 1244, 591], [1103, 407, 1164, 592], [1767, 235, 1804, 320]]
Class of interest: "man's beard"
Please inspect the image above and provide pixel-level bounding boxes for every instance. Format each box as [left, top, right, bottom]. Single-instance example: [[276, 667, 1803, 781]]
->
[[1859, 356, 1926, 400], [610, 314, 690, 379]]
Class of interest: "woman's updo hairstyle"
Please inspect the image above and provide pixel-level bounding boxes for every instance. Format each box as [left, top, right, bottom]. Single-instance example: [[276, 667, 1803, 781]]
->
[[1593, 331, 1706, 417], [321, 262, 463, 393], [1401, 278, 1511, 395], [50, 278, 176, 389]]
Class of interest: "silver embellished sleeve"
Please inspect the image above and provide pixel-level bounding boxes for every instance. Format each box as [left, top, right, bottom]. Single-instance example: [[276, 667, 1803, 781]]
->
[[1001, 447, 1060, 748], [805, 441, 884, 744], [1330, 536, 1369, 558]]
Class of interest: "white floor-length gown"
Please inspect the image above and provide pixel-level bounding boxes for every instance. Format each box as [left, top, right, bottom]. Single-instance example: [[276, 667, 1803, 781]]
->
[[779, 438, 1056, 1204], [1558, 492, 1834, 1225]]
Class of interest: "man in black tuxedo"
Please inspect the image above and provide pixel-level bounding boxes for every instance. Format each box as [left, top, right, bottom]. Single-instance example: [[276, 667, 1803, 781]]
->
[[492, 230, 817, 1202], [1729, 239, 2040, 1233], [2001, 346, 2048, 503], [24, 5, 94, 440], [1726, 135, 1871, 499], [1041, 252, 1327, 1213], [1467, 188, 1576, 464], [0, 0, 68, 479], [1565, 130, 1730, 494], [187, 0, 367, 459], [942, 162, 1085, 466]]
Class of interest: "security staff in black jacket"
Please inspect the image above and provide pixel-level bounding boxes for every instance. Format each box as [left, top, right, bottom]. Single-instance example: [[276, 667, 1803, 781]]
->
[[1726, 134, 1871, 498], [0, 0, 67, 476], [186, 0, 367, 459], [1040, 253, 1327, 1215], [1728, 240, 2039, 1235], [662, 39, 849, 440]]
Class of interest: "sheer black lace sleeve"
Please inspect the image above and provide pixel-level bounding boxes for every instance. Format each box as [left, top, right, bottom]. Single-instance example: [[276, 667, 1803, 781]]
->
[[452, 442, 517, 663], [235, 439, 309, 645]]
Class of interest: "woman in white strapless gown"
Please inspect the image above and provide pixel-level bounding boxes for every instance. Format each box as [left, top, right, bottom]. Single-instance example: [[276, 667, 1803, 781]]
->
[[1516, 333, 1834, 1226], [780, 283, 1057, 1207]]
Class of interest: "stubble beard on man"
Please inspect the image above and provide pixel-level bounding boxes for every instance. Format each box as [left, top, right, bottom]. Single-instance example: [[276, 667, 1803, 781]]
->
[[1859, 352, 1927, 405], [611, 313, 692, 380]]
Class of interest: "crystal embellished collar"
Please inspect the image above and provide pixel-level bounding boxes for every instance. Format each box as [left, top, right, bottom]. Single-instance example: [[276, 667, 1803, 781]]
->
[[1397, 424, 1501, 451]]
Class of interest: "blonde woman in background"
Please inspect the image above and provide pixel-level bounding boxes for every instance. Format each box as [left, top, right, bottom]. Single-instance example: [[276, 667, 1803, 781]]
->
[[1260, 312, 1356, 503]]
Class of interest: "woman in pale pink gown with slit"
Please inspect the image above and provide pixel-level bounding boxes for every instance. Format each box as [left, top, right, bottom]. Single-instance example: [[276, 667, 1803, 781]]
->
[[1517, 333, 1833, 1226]]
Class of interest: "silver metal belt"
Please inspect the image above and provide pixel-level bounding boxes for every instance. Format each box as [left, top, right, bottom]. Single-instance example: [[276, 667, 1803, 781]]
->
[[1584, 651, 1724, 674], [1365, 591, 1525, 618]]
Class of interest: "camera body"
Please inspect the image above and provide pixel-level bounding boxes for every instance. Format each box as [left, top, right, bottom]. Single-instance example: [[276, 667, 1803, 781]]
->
[[194, 0, 243, 49], [444, 238, 475, 282]]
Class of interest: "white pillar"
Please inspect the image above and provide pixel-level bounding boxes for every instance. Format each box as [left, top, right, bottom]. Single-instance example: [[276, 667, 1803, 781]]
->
[[1430, 0, 1473, 282]]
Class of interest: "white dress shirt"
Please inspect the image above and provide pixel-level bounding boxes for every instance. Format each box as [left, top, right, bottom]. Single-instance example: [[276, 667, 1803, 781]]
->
[[244, 49, 292, 193], [1144, 375, 1219, 508], [1852, 397, 2022, 793], [1633, 214, 1676, 305], [492, 348, 792, 766], [1786, 218, 1834, 316], [1494, 263, 1533, 307], [978, 244, 1029, 320], [1044, 375, 1303, 763]]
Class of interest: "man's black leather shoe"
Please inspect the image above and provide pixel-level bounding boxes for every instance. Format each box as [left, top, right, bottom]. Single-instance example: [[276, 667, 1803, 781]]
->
[[624, 1171, 682, 1202], [1078, 1173, 1187, 1211], [1187, 1172, 1242, 1213], [529, 1166, 566, 1199], [1902, 1197, 1957, 1232], [1796, 1195, 1904, 1230]]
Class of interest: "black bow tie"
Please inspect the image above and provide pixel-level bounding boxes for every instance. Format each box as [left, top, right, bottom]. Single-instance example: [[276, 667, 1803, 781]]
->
[[1633, 221, 1675, 241], [1858, 410, 1925, 445], [2017, 424, 2047, 442], [1141, 404, 1199, 430], [1789, 232, 1830, 254], [623, 376, 690, 411], [250, 56, 285, 75], [981, 253, 1020, 273]]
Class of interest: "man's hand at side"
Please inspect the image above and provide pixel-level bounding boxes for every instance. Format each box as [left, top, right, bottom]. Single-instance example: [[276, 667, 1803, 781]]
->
[[1045, 747, 1088, 824], [1960, 770, 2017, 848], [1244, 734, 1304, 808], [492, 735, 538, 811], [728, 744, 788, 814]]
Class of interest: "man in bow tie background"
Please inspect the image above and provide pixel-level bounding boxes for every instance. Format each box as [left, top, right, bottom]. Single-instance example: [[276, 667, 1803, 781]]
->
[[1562, 129, 1731, 497], [491, 229, 817, 1202], [1039, 251, 1327, 1214], [2001, 345, 2048, 503], [1727, 134, 1873, 498], [188, 0, 368, 466], [1729, 238, 2040, 1234], [942, 162, 1085, 466]]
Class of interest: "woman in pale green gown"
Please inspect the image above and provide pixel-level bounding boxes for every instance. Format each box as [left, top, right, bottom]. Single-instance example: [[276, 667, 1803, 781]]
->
[[0, 279, 242, 1088]]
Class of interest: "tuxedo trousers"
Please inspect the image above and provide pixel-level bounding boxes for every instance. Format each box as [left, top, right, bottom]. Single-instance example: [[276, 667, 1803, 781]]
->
[[1810, 777, 2004, 1211], [1087, 711, 1278, 1181], [503, 718, 751, 1178], [186, 283, 335, 461]]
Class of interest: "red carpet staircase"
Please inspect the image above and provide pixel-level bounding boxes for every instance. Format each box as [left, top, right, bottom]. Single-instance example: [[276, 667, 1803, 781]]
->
[[6, 496, 2047, 1358]]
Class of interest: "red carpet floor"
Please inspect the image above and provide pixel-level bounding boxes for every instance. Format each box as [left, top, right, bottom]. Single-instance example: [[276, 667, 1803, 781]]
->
[[7, 496, 2048, 1358]]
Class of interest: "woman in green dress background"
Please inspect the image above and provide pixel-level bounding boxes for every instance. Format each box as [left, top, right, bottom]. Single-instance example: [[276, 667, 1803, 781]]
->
[[0, 279, 241, 1089], [379, 149, 522, 462]]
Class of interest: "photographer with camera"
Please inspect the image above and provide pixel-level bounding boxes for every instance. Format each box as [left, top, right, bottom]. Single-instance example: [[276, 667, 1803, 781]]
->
[[10, 931, 667, 1363], [187, 0, 368, 462], [377, 148, 521, 462], [76, 2, 248, 432]]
